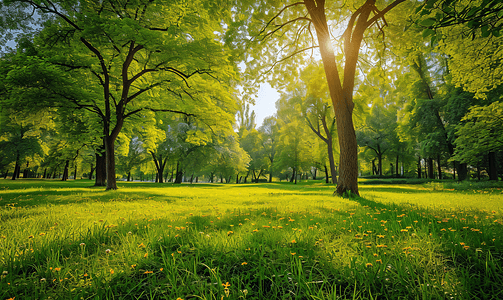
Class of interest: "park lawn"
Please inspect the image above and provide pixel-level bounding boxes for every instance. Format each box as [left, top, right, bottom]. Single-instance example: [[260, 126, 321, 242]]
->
[[0, 179, 502, 299]]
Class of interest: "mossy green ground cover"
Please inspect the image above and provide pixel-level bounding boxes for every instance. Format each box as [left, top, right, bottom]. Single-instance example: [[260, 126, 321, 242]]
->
[[0, 179, 502, 299]]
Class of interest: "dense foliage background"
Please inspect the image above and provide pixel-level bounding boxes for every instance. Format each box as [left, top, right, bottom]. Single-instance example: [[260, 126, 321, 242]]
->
[[1, 0, 502, 188]]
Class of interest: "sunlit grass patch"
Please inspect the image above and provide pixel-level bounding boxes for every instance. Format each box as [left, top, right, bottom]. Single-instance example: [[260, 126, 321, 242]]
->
[[0, 179, 502, 299]]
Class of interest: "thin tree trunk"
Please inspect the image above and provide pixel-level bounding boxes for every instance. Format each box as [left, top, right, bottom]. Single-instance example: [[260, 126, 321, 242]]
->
[[324, 165, 329, 183], [11, 152, 20, 180], [62, 160, 69, 181], [378, 152, 383, 176], [417, 157, 422, 179], [23, 161, 29, 178], [396, 155, 399, 178], [74, 163, 77, 180], [428, 157, 434, 179], [89, 163, 95, 180], [437, 155, 442, 180]]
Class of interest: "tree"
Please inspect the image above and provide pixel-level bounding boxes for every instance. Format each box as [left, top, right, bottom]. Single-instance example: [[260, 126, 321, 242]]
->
[[275, 93, 315, 184], [296, 63, 339, 184], [452, 101, 503, 180], [240, 128, 268, 183], [357, 103, 398, 176], [238, 0, 406, 195], [258, 116, 279, 182], [4, 0, 237, 190]]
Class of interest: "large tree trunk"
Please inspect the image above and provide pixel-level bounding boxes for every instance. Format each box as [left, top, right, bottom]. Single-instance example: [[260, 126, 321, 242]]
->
[[73, 163, 77, 180], [174, 162, 183, 184], [488, 151, 498, 181], [94, 149, 106, 186], [335, 110, 359, 194], [437, 155, 442, 180], [457, 163, 468, 181]]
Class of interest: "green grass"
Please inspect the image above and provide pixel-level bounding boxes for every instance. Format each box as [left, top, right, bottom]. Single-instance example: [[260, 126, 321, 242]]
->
[[0, 179, 502, 299]]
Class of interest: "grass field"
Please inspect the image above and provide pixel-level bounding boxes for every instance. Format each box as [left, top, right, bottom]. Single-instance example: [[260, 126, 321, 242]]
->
[[0, 179, 502, 299]]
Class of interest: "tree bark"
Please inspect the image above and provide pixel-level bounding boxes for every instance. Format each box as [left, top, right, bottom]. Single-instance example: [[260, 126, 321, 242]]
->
[[23, 161, 29, 178], [396, 155, 399, 178], [436, 155, 442, 180], [174, 162, 183, 184], [427, 157, 434, 179], [105, 135, 118, 189], [417, 156, 422, 179], [488, 151, 498, 180], [62, 160, 69, 181], [89, 163, 95, 180], [94, 149, 106, 186], [151, 152, 168, 184], [11, 152, 20, 180], [457, 163, 468, 181], [325, 130, 337, 184], [290, 167, 296, 183], [74, 163, 77, 180]]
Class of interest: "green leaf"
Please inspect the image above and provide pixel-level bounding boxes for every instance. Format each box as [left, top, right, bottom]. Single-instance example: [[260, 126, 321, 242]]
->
[[425, 0, 438, 9], [420, 18, 436, 27], [422, 28, 435, 37], [467, 7, 479, 18], [481, 25, 490, 37]]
